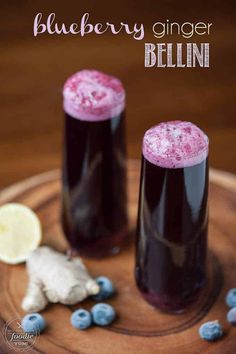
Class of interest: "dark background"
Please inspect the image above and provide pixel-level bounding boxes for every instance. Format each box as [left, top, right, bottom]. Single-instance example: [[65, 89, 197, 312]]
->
[[1, 0, 236, 188]]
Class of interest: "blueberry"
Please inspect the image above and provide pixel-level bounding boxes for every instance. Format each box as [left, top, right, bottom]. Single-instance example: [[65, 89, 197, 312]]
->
[[21, 313, 46, 334], [91, 303, 116, 326], [92, 276, 115, 301], [226, 288, 236, 308], [71, 309, 92, 330], [198, 321, 223, 341], [227, 307, 236, 325]]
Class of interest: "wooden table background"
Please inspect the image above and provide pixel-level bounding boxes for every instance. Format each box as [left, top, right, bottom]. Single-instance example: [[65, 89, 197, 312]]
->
[[0, 0, 236, 186]]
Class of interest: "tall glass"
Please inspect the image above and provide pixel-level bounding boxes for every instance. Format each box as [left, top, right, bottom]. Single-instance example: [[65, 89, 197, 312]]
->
[[61, 70, 128, 258], [135, 121, 209, 312]]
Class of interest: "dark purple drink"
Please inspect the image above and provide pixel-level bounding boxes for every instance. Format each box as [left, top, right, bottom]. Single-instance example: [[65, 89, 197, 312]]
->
[[61, 70, 128, 257], [135, 121, 209, 312]]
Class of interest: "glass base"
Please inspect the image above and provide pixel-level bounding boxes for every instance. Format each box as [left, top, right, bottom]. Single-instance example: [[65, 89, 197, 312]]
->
[[65, 227, 130, 258], [139, 284, 205, 314], [67, 245, 121, 259]]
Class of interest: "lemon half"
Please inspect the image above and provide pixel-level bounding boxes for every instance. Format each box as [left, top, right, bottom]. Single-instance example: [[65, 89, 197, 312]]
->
[[0, 203, 42, 264]]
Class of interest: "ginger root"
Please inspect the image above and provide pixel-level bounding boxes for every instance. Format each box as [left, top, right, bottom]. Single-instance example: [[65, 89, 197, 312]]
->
[[22, 246, 99, 312]]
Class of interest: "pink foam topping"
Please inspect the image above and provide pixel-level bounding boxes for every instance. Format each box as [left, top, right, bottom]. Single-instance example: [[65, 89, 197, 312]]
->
[[143, 121, 209, 168], [63, 70, 125, 121]]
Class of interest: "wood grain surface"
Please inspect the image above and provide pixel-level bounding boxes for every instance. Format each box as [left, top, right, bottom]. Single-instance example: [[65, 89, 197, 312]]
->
[[0, 1, 236, 189], [0, 160, 236, 353]]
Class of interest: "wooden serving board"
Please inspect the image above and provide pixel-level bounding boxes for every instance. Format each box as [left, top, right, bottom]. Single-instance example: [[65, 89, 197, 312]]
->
[[0, 160, 236, 354]]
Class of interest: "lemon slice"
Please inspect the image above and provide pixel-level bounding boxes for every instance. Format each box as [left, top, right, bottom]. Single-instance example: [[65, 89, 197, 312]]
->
[[0, 203, 42, 264]]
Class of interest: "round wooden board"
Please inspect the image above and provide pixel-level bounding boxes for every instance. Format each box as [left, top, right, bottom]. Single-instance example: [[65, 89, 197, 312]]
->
[[0, 160, 236, 354]]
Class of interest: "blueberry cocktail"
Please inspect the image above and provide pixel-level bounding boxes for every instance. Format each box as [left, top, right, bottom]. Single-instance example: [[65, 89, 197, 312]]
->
[[62, 70, 128, 257], [135, 121, 209, 312]]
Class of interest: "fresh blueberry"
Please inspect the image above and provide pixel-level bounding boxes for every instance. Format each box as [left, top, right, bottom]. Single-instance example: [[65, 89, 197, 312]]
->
[[227, 307, 236, 325], [71, 309, 92, 330], [226, 288, 236, 308], [21, 313, 46, 334], [198, 320, 223, 341], [91, 303, 116, 326], [92, 276, 115, 301]]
